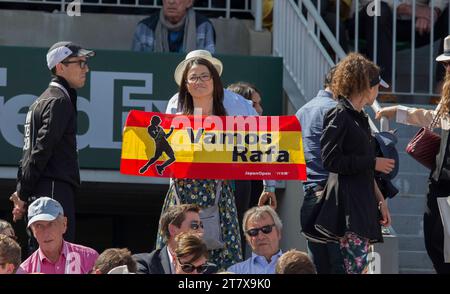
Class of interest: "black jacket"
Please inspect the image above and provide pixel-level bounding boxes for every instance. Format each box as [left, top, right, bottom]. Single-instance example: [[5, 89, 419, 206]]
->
[[133, 246, 173, 274], [16, 76, 80, 200], [303, 98, 383, 244]]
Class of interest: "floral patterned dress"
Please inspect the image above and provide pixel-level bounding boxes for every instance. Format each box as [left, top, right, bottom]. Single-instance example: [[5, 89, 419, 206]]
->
[[156, 178, 243, 271]]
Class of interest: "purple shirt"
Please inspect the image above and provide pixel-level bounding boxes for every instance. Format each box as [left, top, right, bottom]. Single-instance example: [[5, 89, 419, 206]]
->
[[18, 240, 99, 274]]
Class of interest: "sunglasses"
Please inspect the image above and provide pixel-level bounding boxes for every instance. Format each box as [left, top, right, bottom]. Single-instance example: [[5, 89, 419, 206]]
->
[[246, 224, 276, 237], [190, 221, 204, 231], [178, 260, 209, 273], [62, 60, 88, 69]]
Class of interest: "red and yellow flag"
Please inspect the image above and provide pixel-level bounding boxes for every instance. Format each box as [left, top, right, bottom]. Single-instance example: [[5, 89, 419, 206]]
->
[[120, 110, 306, 180]]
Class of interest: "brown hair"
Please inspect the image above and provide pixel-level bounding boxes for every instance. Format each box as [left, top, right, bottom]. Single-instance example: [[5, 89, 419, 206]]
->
[[160, 204, 200, 241], [275, 249, 316, 274], [227, 82, 261, 101], [324, 66, 337, 89], [174, 232, 208, 264], [331, 52, 380, 99], [178, 57, 227, 116], [0, 219, 15, 237], [0, 234, 22, 273], [93, 248, 137, 274], [438, 71, 450, 115]]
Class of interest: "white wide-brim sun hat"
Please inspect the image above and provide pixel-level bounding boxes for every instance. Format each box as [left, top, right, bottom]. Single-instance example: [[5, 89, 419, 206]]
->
[[436, 35, 450, 62], [174, 50, 223, 86]]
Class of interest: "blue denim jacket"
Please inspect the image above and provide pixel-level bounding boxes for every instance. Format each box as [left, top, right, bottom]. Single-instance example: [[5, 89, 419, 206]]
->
[[295, 90, 337, 191]]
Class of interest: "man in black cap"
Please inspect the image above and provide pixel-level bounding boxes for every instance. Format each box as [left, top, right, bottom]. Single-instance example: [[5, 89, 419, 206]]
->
[[10, 41, 95, 252]]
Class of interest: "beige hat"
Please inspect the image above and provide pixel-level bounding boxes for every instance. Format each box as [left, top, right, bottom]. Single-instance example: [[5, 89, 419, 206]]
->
[[174, 50, 223, 86], [436, 35, 450, 62]]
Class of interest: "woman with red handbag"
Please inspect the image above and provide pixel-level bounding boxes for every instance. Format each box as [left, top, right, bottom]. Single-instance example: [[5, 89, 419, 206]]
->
[[375, 46, 450, 273]]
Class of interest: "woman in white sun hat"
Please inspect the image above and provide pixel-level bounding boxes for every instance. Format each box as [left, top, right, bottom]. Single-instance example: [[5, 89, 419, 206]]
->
[[156, 50, 277, 270], [376, 35, 450, 273]]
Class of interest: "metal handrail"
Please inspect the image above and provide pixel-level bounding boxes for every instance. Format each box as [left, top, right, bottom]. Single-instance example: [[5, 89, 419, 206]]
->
[[273, 0, 389, 131]]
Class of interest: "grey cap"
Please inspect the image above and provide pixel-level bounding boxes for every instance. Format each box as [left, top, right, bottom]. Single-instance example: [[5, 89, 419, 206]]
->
[[27, 197, 64, 227], [46, 41, 95, 70]]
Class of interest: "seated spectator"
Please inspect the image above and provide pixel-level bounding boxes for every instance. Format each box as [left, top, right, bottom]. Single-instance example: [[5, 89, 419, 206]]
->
[[0, 219, 16, 239], [174, 232, 212, 274], [227, 82, 263, 115], [228, 206, 283, 274], [92, 248, 137, 274], [133, 204, 211, 274], [18, 197, 98, 274], [354, 0, 449, 90], [275, 249, 317, 274], [0, 234, 21, 274], [132, 0, 216, 53]]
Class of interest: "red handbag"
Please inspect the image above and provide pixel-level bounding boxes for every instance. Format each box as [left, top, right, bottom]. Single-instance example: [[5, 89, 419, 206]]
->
[[405, 111, 441, 170]]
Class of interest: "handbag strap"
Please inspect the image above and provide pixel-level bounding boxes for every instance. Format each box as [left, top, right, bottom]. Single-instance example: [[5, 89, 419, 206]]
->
[[429, 103, 443, 129]]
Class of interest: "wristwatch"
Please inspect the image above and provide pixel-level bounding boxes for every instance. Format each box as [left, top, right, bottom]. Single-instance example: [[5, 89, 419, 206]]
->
[[263, 186, 276, 193]]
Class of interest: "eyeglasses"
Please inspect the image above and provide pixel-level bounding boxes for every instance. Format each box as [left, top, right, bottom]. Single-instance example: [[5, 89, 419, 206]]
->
[[178, 260, 209, 273], [62, 60, 88, 69], [246, 224, 276, 237], [190, 221, 204, 231], [187, 74, 212, 84]]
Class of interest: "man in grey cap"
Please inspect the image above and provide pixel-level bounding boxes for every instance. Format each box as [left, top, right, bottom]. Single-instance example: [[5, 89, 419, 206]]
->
[[18, 197, 98, 274], [10, 41, 95, 253]]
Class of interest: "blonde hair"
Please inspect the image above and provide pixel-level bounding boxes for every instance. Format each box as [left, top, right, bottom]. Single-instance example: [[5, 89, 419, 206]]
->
[[331, 52, 380, 99], [438, 72, 450, 116]]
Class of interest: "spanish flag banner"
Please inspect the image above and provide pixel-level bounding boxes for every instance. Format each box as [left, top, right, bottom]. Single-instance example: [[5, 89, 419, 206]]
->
[[120, 110, 306, 180]]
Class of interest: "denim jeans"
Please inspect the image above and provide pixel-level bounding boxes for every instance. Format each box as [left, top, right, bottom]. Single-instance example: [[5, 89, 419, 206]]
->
[[301, 186, 345, 274]]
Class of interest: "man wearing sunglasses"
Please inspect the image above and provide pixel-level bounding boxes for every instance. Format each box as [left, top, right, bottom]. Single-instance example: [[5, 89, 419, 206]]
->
[[10, 41, 95, 254], [133, 204, 216, 274], [228, 206, 283, 274]]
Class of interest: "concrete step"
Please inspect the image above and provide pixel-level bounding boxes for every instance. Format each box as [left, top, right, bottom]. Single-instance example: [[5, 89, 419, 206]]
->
[[399, 251, 434, 269], [399, 268, 436, 274], [389, 195, 426, 215], [391, 214, 423, 236], [391, 173, 430, 195], [395, 153, 430, 176], [398, 235, 426, 252]]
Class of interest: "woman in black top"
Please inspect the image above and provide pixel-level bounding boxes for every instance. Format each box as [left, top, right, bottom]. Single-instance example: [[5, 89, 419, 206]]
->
[[309, 53, 394, 274]]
